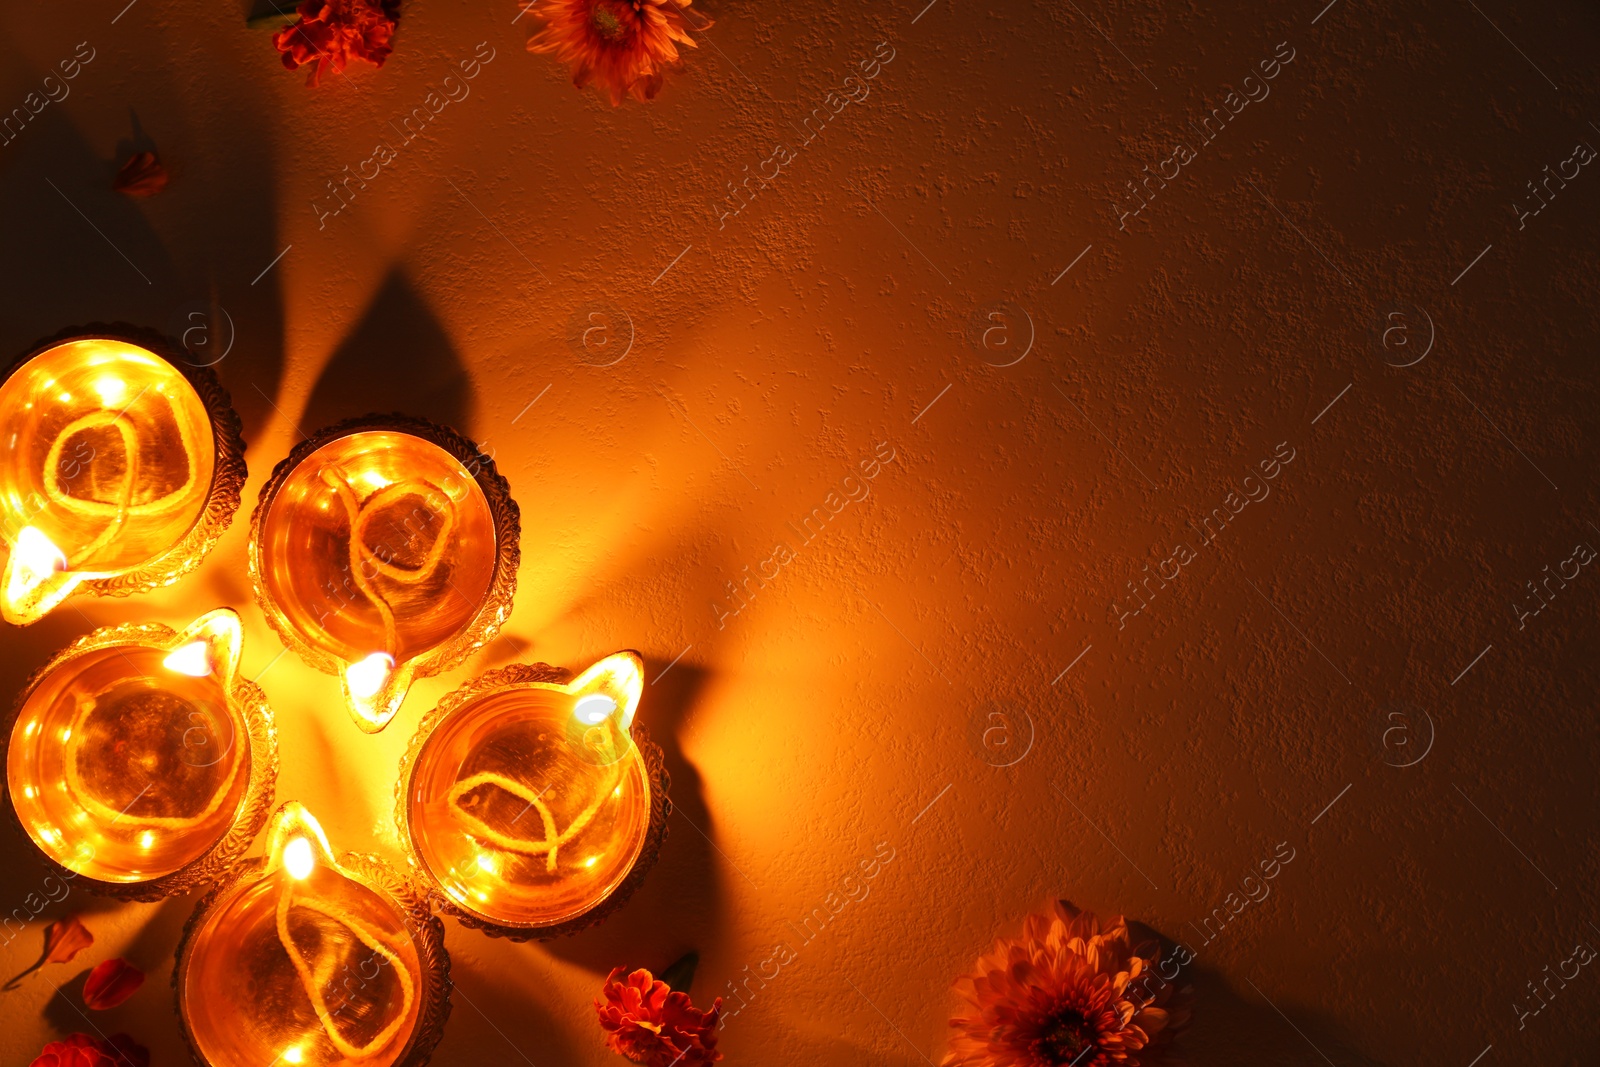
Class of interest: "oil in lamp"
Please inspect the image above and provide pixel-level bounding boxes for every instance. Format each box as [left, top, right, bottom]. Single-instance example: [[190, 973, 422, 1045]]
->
[[3, 607, 277, 899], [397, 651, 670, 939], [249, 414, 519, 733], [175, 801, 450, 1067], [0, 327, 246, 625]]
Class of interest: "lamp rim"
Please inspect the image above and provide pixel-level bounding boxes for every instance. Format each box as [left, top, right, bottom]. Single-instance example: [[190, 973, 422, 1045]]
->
[[1, 323, 248, 613], [395, 660, 671, 941], [0, 614, 279, 901], [245, 412, 521, 725], [172, 833, 452, 1067]]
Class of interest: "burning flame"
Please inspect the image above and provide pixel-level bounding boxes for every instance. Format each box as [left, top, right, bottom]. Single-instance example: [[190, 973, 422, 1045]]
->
[[166, 608, 244, 686], [263, 802, 337, 882], [283, 837, 316, 880], [573, 693, 617, 725], [568, 651, 645, 730], [259, 801, 416, 1061], [162, 640, 212, 677], [93, 375, 127, 406], [7, 526, 67, 593], [1, 526, 83, 625], [339, 651, 417, 734], [346, 653, 394, 700]]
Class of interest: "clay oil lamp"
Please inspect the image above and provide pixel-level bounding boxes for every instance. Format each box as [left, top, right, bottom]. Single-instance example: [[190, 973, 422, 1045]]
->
[[175, 801, 450, 1067], [0, 327, 246, 625], [249, 415, 519, 733], [398, 651, 670, 939], [3, 607, 277, 900]]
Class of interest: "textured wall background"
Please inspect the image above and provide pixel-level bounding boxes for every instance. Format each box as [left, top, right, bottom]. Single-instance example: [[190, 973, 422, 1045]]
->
[[1, 0, 1597, 1063]]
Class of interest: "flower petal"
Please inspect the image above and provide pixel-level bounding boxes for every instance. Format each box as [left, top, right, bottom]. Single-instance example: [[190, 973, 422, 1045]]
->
[[596, 963, 723, 1065], [3, 916, 96, 991], [82, 958, 144, 1010], [524, 0, 702, 105], [945, 904, 1190, 1066], [112, 152, 168, 197], [45, 916, 95, 966], [27, 1030, 146, 1067]]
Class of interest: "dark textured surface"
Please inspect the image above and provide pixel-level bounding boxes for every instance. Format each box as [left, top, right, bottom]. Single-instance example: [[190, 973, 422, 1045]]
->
[[0, 0, 1596, 1063]]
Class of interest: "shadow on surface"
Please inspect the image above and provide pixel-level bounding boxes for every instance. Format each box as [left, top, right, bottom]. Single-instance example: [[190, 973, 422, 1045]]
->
[[0, 79, 288, 442], [540, 660, 731, 985], [441, 940, 583, 1066], [299, 269, 474, 437]]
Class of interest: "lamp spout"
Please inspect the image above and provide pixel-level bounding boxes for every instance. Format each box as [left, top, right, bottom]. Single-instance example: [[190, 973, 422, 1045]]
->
[[2, 527, 87, 625], [342, 653, 418, 733]]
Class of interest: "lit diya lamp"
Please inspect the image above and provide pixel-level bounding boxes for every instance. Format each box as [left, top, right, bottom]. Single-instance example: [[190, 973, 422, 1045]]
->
[[397, 652, 670, 939], [3, 607, 277, 899], [249, 414, 519, 733], [0, 327, 246, 625], [175, 802, 451, 1067]]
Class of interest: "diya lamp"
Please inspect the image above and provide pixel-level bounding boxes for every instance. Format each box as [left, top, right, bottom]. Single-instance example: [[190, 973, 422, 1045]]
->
[[0, 327, 246, 625], [397, 651, 670, 940], [3, 608, 277, 900], [249, 414, 519, 733], [175, 801, 450, 1067]]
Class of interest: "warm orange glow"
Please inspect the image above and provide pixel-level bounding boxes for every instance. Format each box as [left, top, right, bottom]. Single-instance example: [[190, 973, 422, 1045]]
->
[[568, 651, 645, 731], [91, 375, 127, 405], [179, 801, 439, 1067], [1, 526, 78, 623], [6, 608, 257, 886], [283, 837, 315, 880], [573, 693, 617, 724], [261, 802, 337, 881], [405, 651, 655, 932], [252, 425, 512, 733], [346, 651, 395, 698], [0, 337, 223, 625], [163, 640, 213, 678]]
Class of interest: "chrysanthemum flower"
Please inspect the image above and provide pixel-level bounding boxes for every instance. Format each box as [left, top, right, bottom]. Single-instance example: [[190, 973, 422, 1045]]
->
[[944, 903, 1191, 1067], [595, 966, 723, 1066], [273, 0, 401, 87], [525, 0, 707, 105]]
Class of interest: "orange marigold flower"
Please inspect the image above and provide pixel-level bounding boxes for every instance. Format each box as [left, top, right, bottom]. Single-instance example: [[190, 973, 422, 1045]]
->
[[944, 903, 1191, 1067], [595, 966, 722, 1066], [273, 0, 401, 87], [526, 0, 707, 105]]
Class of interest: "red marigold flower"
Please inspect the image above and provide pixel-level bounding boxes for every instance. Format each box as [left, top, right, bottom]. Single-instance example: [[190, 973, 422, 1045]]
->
[[944, 903, 1192, 1067], [526, 0, 707, 106], [112, 152, 168, 197], [28, 1032, 148, 1067], [595, 966, 723, 1066], [82, 957, 144, 1011], [273, 0, 401, 87]]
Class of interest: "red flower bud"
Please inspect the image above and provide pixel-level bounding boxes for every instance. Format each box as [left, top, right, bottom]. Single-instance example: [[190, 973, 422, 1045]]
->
[[112, 152, 168, 197]]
